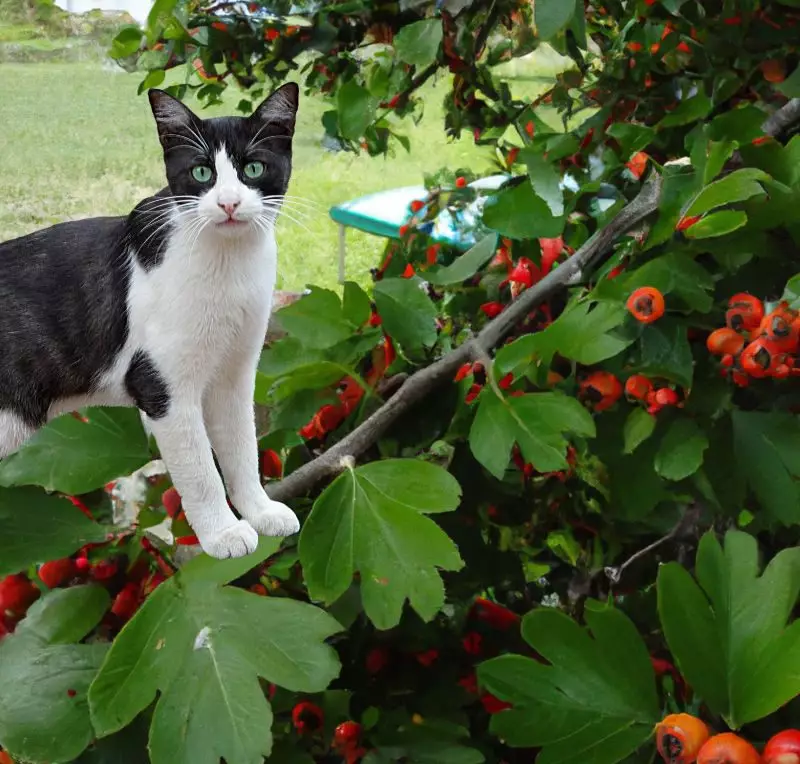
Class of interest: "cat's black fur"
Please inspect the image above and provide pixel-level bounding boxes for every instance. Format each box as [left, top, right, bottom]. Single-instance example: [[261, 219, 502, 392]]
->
[[0, 84, 298, 429]]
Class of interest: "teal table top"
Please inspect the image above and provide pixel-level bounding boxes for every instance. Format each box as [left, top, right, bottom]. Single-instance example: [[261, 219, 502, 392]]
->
[[329, 175, 509, 252]]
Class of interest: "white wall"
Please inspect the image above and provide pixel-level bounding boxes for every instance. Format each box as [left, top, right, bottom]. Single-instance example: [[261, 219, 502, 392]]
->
[[55, 0, 152, 23]]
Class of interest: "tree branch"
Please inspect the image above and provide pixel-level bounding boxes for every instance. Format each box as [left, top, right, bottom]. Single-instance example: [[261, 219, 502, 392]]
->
[[762, 98, 800, 137], [268, 176, 662, 502]]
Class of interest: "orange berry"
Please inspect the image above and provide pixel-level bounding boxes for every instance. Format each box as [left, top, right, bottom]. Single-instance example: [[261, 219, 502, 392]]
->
[[627, 287, 666, 324], [626, 151, 650, 180], [656, 713, 710, 764], [706, 328, 745, 356], [580, 371, 623, 412], [760, 59, 786, 83], [696, 733, 760, 764], [625, 374, 653, 401]]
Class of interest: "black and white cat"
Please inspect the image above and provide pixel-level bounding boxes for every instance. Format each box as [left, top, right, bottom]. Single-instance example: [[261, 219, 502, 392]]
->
[[0, 84, 301, 559]]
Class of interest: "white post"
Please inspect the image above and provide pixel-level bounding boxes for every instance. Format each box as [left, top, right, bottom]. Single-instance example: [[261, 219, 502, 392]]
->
[[338, 224, 346, 284]]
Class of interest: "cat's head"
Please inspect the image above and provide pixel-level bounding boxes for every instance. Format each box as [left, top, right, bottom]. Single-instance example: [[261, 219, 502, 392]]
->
[[147, 84, 298, 238]]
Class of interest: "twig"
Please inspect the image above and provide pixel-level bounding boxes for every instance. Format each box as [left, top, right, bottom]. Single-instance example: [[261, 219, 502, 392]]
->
[[603, 504, 701, 585], [267, 175, 663, 502]]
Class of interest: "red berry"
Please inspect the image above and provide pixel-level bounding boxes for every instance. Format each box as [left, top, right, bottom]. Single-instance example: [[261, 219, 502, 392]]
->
[[365, 646, 389, 674], [398, 224, 410, 237], [480, 301, 504, 318], [292, 701, 324, 735], [455, 176, 467, 188], [409, 199, 425, 213], [265, 27, 280, 41], [462, 631, 483, 656], [471, 597, 520, 629], [334, 721, 362, 749], [38, 558, 76, 589], [111, 583, 141, 621], [414, 648, 439, 666], [0, 574, 39, 615], [627, 287, 665, 323], [654, 387, 680, 407], [90, 560, 119, 581], [162, 486, 182, 518], [260, 449, 282, 479], [402, 263, 415, 278], [763, 729, 800, 764]]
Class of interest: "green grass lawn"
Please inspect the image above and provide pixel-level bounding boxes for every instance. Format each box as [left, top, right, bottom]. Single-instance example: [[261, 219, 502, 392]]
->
[[0, 53, 566, 289]]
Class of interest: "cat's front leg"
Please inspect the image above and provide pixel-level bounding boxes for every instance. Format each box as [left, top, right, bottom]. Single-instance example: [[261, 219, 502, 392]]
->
[[143, 400, 259, 559], [205, 363, 299, 538]]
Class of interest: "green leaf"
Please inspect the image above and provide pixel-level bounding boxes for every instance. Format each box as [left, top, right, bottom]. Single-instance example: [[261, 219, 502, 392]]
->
[[0, 587, 110, 763], [655, 419, 708, 481], [684, 168, 769, 217], [657, 92, 712, 129], [782, 273, 800, 310], [0, 488, 108, 577], [732, 410, 800, 524], [342, 281, 371, 326], [469, 391, 595, 478], [607, 123, 656, 156], [522, 149, 564, 217], [0, 408, 150, 495], [298, 459, 463, 629], [683, 210, 748, 238], [17, 585, 110, 645], [658, 531, 800, 728], [469, 392, 517, 479], [535, 0, 577, 41], [779, 65, 800, 98], [337, 80, 380, 141], [483, 182, 564, 240], [89, 564, 341, 764], [633, 320, 694, 388], [478, 604, 658, 762], [393, 19, 443, 68], [274, 287, 356, 349], [536, 301, 634, 365], [373, 278, 437, 350], [426, 234, 498, 286], [623, 409, 656, 454]]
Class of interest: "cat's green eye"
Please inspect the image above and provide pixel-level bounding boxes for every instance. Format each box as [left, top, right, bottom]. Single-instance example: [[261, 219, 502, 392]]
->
[[191, 165, 213, 183], [244, 161, 265, 179]]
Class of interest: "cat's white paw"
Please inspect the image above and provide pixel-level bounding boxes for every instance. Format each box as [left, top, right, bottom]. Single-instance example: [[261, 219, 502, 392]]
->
[[200, 519, 259, 559], [243, 499, 300, 537]]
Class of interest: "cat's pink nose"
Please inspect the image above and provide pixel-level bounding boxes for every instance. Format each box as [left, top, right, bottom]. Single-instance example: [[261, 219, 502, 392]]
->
[[218, 201, 240, 218]]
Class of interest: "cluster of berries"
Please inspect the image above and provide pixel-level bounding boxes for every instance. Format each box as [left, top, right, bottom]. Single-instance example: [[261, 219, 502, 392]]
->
[[579, 370, 681, 416], [706, 294, 800, 386], [656, 713, 800, 764]]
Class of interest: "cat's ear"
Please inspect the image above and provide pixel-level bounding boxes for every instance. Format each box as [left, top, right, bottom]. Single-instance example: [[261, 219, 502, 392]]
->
[[250, 83, 299, 137], [148, 89, 199, 141]]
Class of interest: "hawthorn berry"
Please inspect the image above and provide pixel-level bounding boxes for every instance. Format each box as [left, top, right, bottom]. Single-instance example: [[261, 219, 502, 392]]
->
[[654, 387, 680, 407], [706, 328, 745, 356], [625, 374, 653, 402], [740, 338, 777, 378], [426, 244, 440, 265], [627, 287, 665, 324], [265, 27, 280, 41], [365, 646, 389, 674], [509, 257, 541, 289], [763, 729, 800, 764], [0, 574, 39, 616], [334, 721, 362, 749], [471, 597, 520, 629], [455, 176, 467, 188], [292, 701, 324, 735], [0, 750, 14, 764], [454, 363, 473, 382], [656, 714, 710, 764], [580, 371, 623, 412], [414, 648, 439, 666], [696, 733, 760, 764], [162, 486, 182, 518], [402, 263, 415, 278], [38, 558, 76, 589], [409, 199, 425, 213], [626, 151, 649, 180], [398, 224, 410, 237], [480, 301, 504, 318], [760, 59, 786, 83], [726, 293, 764, 332], [260, 449, 282, 479]]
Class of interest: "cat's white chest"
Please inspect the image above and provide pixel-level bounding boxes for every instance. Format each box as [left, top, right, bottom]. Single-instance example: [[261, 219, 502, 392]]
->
[[127, 231, 277, 386]]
